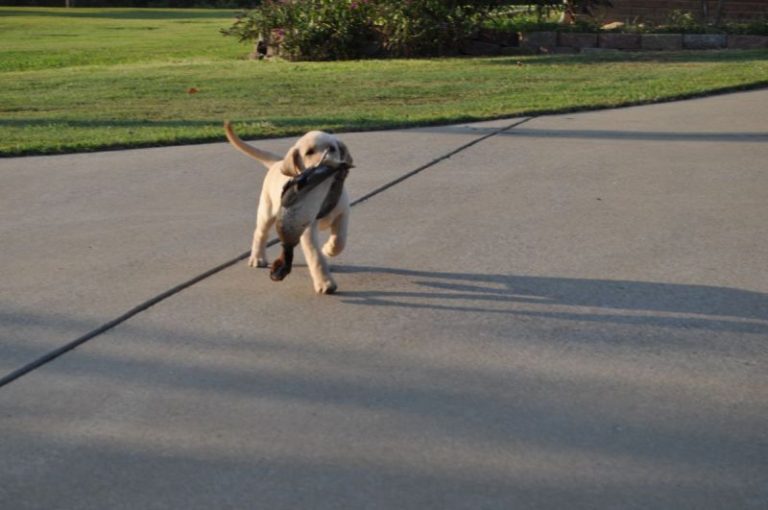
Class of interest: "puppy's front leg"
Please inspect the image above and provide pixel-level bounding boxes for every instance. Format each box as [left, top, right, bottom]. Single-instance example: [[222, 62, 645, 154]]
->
[[301, 224, 337, 294], [322, 210, 348, 258], [248, 199, 275, 268]]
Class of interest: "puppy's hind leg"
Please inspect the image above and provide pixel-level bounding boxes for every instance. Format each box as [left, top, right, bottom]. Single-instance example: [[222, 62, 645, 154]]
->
[[248, 198, 275, 268]]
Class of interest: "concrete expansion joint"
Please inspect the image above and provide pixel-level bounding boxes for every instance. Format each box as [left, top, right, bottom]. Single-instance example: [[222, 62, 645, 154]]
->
[[0, 117, 535, 390], [350, 117, 534, 208]]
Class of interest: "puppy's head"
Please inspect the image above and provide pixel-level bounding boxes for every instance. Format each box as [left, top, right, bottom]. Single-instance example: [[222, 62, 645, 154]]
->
[[281, 131, 353, 177]]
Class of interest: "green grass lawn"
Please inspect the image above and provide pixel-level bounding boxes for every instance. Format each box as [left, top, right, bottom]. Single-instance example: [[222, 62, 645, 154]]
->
[[2, 7, 767, 156]]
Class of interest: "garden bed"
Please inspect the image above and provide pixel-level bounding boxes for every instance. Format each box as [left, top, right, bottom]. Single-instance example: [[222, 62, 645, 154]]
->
[[223, 1, 768, 61], [262, 29, 768, 59]]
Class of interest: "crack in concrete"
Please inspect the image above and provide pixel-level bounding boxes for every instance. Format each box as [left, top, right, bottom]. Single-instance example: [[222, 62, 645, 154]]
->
[[0, 117, 534, 389]]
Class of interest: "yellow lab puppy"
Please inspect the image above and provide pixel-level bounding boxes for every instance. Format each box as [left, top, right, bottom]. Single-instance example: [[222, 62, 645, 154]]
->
[[224, 122, 353, 294]]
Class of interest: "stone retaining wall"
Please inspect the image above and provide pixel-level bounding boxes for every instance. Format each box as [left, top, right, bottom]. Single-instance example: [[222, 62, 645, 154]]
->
[[478, 31, 768, 55]]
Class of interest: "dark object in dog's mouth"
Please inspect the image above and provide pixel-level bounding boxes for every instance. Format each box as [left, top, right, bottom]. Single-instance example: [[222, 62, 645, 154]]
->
[[270, 162, 351, 282]]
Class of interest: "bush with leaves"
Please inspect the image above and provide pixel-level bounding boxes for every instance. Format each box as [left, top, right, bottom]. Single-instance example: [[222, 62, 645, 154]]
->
[[222, 0, 516, 60], [375, 0, 489, 57], [222, 0, 380, 60]]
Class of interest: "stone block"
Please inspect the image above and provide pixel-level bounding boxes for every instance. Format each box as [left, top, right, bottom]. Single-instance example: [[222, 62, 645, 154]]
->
[[558, 32, 598, 49], [727, 35, 768, 49], [599, 33, 641, 50], [683, 34, 727, 49], [580, 47, 621, 55], [500, 46, 532, 56], [641, 34, 683, 51], [462, 40, 502, 56], [478, 28, 518, 47], [519, 31, 557, 52]]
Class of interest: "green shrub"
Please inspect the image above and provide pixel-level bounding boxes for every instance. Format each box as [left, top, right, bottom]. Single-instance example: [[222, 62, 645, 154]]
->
[[484, 10, 561, 33], [655, 10, 711, 34], [724, 21, 768, 36], [222, 0, 380, 60], [377, 0, 489, 57], [222, 0, 507, 60]]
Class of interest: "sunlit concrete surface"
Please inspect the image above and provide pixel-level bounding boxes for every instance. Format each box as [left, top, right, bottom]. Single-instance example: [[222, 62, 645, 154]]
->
[[1, 90, 767, 509]]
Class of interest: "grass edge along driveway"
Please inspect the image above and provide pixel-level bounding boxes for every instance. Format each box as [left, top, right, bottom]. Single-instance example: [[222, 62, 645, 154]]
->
[[1, 8, 767, 157]]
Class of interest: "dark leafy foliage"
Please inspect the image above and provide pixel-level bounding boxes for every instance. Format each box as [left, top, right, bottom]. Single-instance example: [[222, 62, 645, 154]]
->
[[222, 0, 515, 60]]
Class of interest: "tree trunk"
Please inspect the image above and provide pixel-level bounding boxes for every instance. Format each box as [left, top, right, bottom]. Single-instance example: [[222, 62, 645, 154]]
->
[[715, 0, 725, 26]]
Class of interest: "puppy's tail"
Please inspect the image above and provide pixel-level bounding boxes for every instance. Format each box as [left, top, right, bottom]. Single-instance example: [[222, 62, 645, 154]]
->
[[224, 121, 282, 169]]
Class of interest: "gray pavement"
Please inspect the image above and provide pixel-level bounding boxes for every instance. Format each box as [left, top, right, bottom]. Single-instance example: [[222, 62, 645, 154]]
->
[[1, 90, 767, 509]]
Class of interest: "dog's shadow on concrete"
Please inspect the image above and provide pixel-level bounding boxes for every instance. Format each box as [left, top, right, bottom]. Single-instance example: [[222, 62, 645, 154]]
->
[[334, 265, 768, 335]]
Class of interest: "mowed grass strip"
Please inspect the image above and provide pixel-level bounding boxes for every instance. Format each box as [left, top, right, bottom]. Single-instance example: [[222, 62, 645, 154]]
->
[[1, 7, 767, 156], [0, 7, 242, 72]]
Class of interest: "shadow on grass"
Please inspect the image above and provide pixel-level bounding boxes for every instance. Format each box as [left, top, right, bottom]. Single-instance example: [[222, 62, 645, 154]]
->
[[0, 117, 457, 131], [0, 116, 475, 156], [3, 80, 766, 156], [0, 119, 221, 129], [490, 48, 768, 66], [0, 8, 234, 20]]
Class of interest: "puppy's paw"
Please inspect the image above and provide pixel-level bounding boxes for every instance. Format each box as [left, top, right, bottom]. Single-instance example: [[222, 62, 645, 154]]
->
[[248, 254, 268, 268], [270, 259, 290, 281], [315, 278, 337, 295], [322, 240, 343, 258]]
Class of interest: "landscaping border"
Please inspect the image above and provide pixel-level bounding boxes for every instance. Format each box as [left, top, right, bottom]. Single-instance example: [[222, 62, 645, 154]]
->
[[479, 31, 767, 55], [266, 31, 768, 58]]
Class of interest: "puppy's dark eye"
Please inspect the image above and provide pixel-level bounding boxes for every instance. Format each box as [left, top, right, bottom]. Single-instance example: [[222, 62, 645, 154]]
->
[[306, 148, 315, 156], [329, 146, 336, 153]]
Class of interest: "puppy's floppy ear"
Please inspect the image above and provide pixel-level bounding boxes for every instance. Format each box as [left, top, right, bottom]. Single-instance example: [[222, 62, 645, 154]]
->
[[338, 140, 354, 167], [281, 147, 305, 177]]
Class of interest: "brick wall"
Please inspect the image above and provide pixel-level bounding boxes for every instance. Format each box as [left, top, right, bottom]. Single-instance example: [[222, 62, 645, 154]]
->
[[600, 0, 768, 23]]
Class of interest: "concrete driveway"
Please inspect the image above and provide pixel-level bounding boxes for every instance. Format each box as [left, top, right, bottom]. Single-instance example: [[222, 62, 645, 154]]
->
[[1, 90, 767, 509]]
